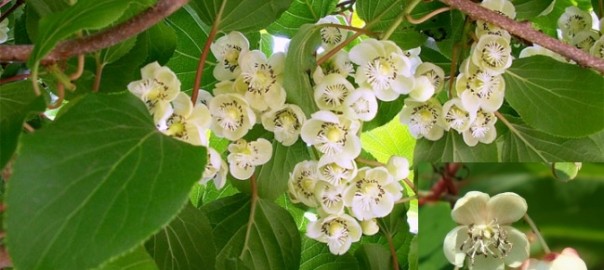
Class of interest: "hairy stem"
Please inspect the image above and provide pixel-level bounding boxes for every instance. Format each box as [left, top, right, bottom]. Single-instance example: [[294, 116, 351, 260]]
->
[[441, 0, 604, 73], [523, 213, 552, 254]]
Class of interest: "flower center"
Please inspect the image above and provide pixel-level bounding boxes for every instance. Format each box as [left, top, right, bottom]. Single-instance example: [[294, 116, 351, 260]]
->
[[243, 63, 276, 93], [460, 220, 513, 265], [223, 45, 242, 72], [365, 57, 397, 91], [467, 71, 499, 98], [566, 15, 587, 33], [217, 101, 244, 131], [326, 126, 343, 142], [445, 106, 469, 130], [409, 105, 438, 136], [481, 41, 508, 68], [321, 26, 343, 46]]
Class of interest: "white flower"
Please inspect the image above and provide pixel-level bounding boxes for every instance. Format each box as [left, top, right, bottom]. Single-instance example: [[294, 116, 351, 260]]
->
[[317, 155, 358, 186], [288, 160, 320, 207], [408, 75, 435, 102], [313, 50, 354, 83], [442, 98, 476, 133], [361, 219, 379, 236], [481, 0, 516, 19], [463, 109, 497, 146], [591, 35, 604, 58], [519, 44, 567, 62], [209, 93, 256, 141], [570, 30, 600, 52], [344, 167, 403, 220], [403, 47, 422, 71], [415, 62, 446, 93], [314, 181, 346, 214], [443, 191, 529, 269], [317, 15, 349, 50], [343, 88, 378, 121], [314, 73, 355, 112], [200, 147, 228, 189], [236, 50, 286, 111], [227, 138, 272, 180], [210, 31, 250, 81], [306, 213, 362, 255], [386, 155, 410, 180], [127, 62, 181, 123], [522, 248, 587, 270], [350, 38, 415, 101], [158, 92, 211, 146], [456, 59, 506, 113], [475, 20, 512, 41], [0, 16, 8, 44], [261, 104, 306, 146], [399, 98, 446, 141], [558, 6, 592, 40], [471, 34, 513, 75], [195, 89, 214, 107], [301, 111, 361, 160]]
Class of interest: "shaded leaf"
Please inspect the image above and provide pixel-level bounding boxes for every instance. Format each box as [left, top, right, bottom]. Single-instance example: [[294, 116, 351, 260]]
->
[[512, 0, 555, 20], [257, 140, 311, 200], [300, 237, 359, 270], [267, 0, 338, 37], [97, 246, 159, 270], [413, 132, 498, 162], [355, 244, 391, 270], [417, 202, 456, 270], [193, 0, 292, 33]]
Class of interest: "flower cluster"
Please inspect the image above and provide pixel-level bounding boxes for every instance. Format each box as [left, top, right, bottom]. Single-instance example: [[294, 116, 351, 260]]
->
[[558, 6, 604, 58]]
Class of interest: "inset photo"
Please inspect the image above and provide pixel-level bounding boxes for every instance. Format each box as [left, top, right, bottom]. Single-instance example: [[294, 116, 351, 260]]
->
[[417, 163, 603, 270]]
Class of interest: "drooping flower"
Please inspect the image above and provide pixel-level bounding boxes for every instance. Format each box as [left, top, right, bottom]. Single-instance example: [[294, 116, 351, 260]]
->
[[306, 213, 362, 255], [227, 138, 273, 180], [261, 104, 306, 146], [399, 98, 446, 141], [558, 6, 592, 41], [314, 73, 355, 112], [471, 34, 513, 75], [0, 16, 8, 44], [209, 93, 256, 141], [386, 155, 410, 180], [349, 38, 415, 101], [442, 98, 476, 133], [313, 50, 354, 84], [462, 109, 497, 147], [590, 35, 604, 58], [301, 110, 361, 160], [199, 147, 228, 189], [521, 248, 587, 270], [456, 59, 506, 113], [570, 30, 601, 52], [519, 45, 567, 62], [415, 62, 446, 93], [443, 191, 529, 269], [343, 88, 378, 121], [236, 50, 286, 111], [210, 31, 250, 81], [317, 15, 349, 50], [288, 160, 320, 207], [317, 156, 358, 186], [158, 92, 212, 146], [127, 62, 181, 123], [343, 167, 403, 220], [314, 181, 346, 214]]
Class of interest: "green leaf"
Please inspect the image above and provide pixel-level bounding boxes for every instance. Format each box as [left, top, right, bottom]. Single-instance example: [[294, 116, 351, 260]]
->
[[512, 0, 555, 20], [5, 92, 206, 270], [257, 140, 311, 200], [142, 21, 178, 65], [202, 194, 301, 270], [500, 115, 604, 162], [193, 0, 292, 33], [165, 5, 216, 94], [300, 237, 359, 270], [354, 244, 392, 270], [266, 0, 338, 37], [362, 99, 403, 131], [97, 246, 159, 270], [28, 0, 138, 67], [408, 236, 418, 270], [146, 203, 216, 270], [361, 117, 416, 163], [504, 56, 604, 138], [284, 23, 321, 116], [259, 31, 274, 56], [413, 131, 498, 162], [0, 80, 46, 169], [418, 202, 456, 270], [101, 37, 138, 65], [97, 32, 149, 93]]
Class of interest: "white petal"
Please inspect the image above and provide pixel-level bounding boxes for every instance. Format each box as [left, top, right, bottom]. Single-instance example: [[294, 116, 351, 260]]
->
[[228, 158, 255, 180], [408, 76, 435, 102], [451, 191, 489, 225], [306, 220, 324, 239], [470, 255, 504, 270], [502, 227, 530, 267], [172, 92, 193, 116], [443, 226, 468, 267], [349, 38, 383, 65], [361, 219, 379, 235], [269, 52, 286, 75], [251, 138, 273, 165], [487, 192, 527, 224], [390, 74, 415, 95], [140, 62, 161, 79], [386, 156, 410, 180]]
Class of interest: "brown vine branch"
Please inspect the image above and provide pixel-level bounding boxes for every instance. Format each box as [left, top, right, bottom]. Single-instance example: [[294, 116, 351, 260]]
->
[[441, 0, 604, 73], [0, 0, 188, 64]]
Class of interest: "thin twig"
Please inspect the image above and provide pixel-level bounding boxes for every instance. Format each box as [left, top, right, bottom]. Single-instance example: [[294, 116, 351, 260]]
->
[[69, 54, 85, 80], [403, 178, 417, 194], [0, 74, 30, 84], [523, 213, 551, 254], [0, 0, 188, 64], [23, 123, 35, 133], [317, 31, 363, 66], [441, 0, 604, 73], [406, 7, 451, 24]]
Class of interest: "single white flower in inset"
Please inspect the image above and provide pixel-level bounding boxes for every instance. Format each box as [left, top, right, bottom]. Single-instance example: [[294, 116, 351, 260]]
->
[[317, 155, 358, 186], [456, 60, 505, 113], [236, 50, 286, 111], [209, 93, 256, 141], [408, 75, 435, 102], [158, 92, 211, 146], [261, 104, 306, 146], [558, 6, 592, 40], [314, 73, 355, 112], [0, 16, 8, 44], [471, 34, 513, 75], [442, 98, 477, 133], [350, 38, 415, 101], [195, 89, 214, 107], [590, 35, 604, 58], [227, 138, 272, 180], [317, 15, 349, 50], [314, 181, 346, 214], [200, 147, 228, 189], [521, 248, 587, 270], [211, 31, 250, 81], [570, 30, 601, 52], [519, 45, 567, 62], [343, 88, 378, 121], [443, 191, 529, 269], [415, 62, 446, 93], [288, 160, 320, 207], [127, 62, 181, 123], [313, 50, 354, 83], [361, 219, 379, 236], [306, 213, 362, 255], [301, 110, 361, 159], [399, 99, 446, 141], [463, 109, 497, 147], [386, 155, 410, 180], [344, 167, 403, 220]]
